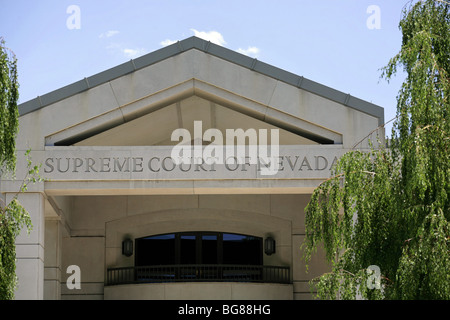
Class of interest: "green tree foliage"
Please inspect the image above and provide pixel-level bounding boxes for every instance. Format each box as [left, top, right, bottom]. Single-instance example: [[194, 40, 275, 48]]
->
[[0, 37, 19, 173], [302, 0, 449, 300], [0, 38, 40, 300]]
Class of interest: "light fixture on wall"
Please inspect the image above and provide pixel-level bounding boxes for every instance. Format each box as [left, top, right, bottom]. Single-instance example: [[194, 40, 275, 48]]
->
[[122, 238, 133, 257], [264, 237, 276, 256]]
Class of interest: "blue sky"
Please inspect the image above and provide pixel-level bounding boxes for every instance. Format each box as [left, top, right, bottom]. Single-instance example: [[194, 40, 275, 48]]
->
[[1, 0, 409, 134]]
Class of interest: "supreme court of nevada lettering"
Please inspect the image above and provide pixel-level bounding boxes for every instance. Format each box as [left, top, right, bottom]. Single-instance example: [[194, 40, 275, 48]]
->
[[2, 36, 384, 300]]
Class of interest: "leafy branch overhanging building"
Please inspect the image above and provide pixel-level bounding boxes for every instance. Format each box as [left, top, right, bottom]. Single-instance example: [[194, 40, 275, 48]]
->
[[1, 36, 384, 300]]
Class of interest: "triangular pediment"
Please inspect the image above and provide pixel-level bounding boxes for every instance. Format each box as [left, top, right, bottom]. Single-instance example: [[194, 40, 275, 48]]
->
[[17, 36, 383, 150], [43, 78, 342, 147], [72, 95, 319, 147]]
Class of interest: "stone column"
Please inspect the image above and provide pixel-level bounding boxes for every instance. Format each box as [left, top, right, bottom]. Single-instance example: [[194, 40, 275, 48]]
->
[[6, 192, 45, 300], [44, 219, 62, 300]]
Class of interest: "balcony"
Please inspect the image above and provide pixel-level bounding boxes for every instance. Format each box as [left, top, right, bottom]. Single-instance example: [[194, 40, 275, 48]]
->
[[106, 264, 290, 286]]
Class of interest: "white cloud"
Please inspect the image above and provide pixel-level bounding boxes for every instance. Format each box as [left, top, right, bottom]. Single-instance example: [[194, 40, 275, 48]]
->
[[237, 46, 260, 58], [188, 29, 259, 58], [99, 30, 119, 38], [122, 47, 147, 59], [160, 39, 178, 47], [190, 29, 226, 46], [106, 42, 147, 59]]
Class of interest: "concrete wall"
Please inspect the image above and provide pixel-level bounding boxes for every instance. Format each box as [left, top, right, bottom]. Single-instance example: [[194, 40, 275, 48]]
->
[[104, 282, 293, 300]]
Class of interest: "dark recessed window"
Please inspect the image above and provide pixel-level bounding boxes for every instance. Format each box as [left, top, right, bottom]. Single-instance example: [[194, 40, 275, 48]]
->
[[135, 232, 262, 266], [201, 234, 219, 264], [135, 233, 175, 266], [222, 233, 262, 265]]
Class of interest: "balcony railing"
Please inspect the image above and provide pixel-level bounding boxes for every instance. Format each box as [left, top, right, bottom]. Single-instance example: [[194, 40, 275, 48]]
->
[[106, 264, 290, 286]]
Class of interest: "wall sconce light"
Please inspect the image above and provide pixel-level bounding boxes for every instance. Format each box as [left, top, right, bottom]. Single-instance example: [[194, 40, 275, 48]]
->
[[264, 237, 276, 256], [122, 238, 133, 257]]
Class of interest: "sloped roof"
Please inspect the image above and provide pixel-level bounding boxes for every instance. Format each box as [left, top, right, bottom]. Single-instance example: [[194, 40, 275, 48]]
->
[[18, 36, 384, 125]]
